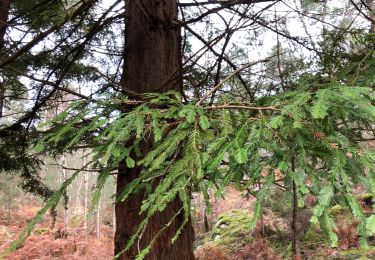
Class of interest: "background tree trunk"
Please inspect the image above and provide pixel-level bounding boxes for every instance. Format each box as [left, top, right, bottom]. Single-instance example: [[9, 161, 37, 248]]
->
[[96, 194, 101, 239], [0, 0, 10, 118], [74, 175, 83, 213], [114, 1, 195, 259], [83, 170, 88, 239], [366, 0, 375, 33], [60, 156, 69, 233], [112, 182, 116, 237]]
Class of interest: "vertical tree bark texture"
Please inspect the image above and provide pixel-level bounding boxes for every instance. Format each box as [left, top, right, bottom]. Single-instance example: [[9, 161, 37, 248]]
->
[[0, 0, 8, 48], [115, 1, 195, 259], [0, 0, 10, 118], [366, 0, 375, 33], [121, 0, 182, 92]]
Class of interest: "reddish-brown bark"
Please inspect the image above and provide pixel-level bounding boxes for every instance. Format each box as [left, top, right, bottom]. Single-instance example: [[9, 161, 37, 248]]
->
[[114, 1, 195, 259], [0, 0, 9, 48], [0, 0, 10, 118]]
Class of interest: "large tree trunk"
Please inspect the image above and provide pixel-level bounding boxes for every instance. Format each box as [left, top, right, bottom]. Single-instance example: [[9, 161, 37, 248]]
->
[[114, 1, 195, 259], [366, 0, 375, 33], [0, 0, 8, 48], [0, 0, 10, 118]]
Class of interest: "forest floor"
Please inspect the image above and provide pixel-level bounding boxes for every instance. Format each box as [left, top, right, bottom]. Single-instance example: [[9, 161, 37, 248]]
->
[[0, 203, 114, 259], [0, 188, 374, 260], [193, 188, 375, 260]]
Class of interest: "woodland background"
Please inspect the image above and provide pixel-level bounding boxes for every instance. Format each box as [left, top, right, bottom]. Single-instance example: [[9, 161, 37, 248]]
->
[[0, 0, 375, 259]]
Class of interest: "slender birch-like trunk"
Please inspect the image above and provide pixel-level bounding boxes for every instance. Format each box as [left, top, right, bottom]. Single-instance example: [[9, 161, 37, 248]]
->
[[96, 194, 101, 239], [83, 151, 88, 239]]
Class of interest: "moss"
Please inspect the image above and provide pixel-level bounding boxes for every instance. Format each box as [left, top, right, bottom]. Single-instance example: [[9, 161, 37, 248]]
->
[[329, 204, 356, 224], [302, 227, 325, 244], [33, 227, 49, 235], [207, 209, 254, 252], [357, 193, 374, 208], [68, 214, 83, 227], [357, 193, 374, 201], [329, 204, 345, 216], [337, 247, 375, 259]]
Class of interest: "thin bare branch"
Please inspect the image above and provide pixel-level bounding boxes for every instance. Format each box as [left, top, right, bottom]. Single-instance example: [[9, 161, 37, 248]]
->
[[196, 57, 272, 105]]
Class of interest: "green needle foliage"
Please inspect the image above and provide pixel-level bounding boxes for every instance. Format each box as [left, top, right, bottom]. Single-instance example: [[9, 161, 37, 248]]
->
[[3, 54, 375, 260]]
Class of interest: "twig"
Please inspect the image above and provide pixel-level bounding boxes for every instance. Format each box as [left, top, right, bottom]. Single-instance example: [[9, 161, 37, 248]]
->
[[196, 57, 271, 106], [203, 104, 280, 111]]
